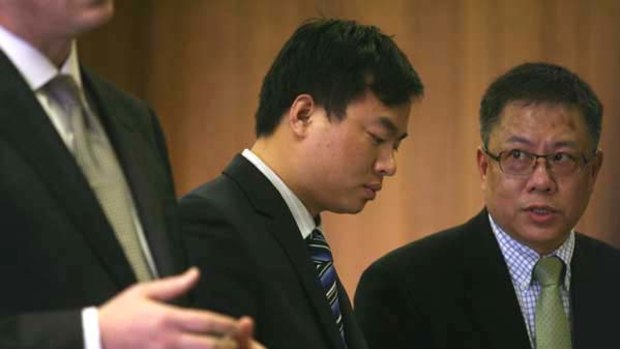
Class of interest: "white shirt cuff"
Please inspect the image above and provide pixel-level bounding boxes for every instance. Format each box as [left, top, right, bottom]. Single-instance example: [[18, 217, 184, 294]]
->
[[82, 307, 102, 349]]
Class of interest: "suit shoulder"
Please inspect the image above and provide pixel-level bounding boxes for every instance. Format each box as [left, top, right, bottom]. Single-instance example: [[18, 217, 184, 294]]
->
[[81, 67, 153, 115], [355, 221, 474, 322], [575, 233, 620, 265], [358, 222, 473, 299], [179, 173, 252, 221], [182, 173, 239, 203], [368, 223, 467, 275]]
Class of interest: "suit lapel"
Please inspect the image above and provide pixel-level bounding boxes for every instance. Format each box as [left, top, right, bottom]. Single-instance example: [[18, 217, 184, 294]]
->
[[0, 51, 135, 288], [224, 155, 347, 349], [570, 235, 599, 349], [463, 211, 532, 349], [81, 69, 182, 279], [338, 279, 368, 349], [264, 217, 348, 349]]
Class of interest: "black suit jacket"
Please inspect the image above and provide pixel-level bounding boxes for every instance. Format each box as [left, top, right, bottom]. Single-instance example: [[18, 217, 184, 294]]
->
[[354, 209, 620, 349], [180, 154, 368, 349], [0, 50, 183, 348]]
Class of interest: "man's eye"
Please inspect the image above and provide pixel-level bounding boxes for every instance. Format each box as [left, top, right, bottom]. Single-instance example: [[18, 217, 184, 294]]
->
[[393, 141, 402, 151], [551, 152, 576, 163], [369, 133, 385, 144], [508, 149, 526, 160]]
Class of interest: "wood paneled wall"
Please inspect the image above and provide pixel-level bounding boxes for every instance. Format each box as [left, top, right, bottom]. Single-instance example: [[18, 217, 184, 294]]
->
[[80, 0, 620, 295]]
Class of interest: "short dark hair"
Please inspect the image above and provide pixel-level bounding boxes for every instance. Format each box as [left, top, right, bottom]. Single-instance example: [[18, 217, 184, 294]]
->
[[479, 62, 603, 150], [255, 18, 424, 137]]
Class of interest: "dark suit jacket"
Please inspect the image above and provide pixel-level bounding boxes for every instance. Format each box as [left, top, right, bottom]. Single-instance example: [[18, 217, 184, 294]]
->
[[0, 50, 184, 349], [180, 154, 368, 349], [354, 209, 620, 349]]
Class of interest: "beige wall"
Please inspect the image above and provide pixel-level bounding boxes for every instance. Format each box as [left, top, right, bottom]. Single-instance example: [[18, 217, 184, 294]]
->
[[80, 0, 620, 295]]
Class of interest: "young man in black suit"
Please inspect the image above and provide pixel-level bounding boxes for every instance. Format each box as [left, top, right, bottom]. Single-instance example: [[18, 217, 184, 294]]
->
[[0, 1, 263, 348], [355, 62, 620, 349], [180, 19, 424, 349]]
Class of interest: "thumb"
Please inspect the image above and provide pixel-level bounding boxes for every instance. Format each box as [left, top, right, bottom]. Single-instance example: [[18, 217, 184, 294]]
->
[[140, 267, 200, 301]]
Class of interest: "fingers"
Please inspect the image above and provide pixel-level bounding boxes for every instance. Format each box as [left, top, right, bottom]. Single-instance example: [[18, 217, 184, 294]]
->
[[175, 332, 239, 349], [237, 316, 254, 337], [99, 269, 266, 349], [231, 317, 267, 349], [138, 267, 200, 301], [173, 313, 266, 349], [233, 316, 254, 348], [170, 307, 240, 336], [250, 340, 268, 349]]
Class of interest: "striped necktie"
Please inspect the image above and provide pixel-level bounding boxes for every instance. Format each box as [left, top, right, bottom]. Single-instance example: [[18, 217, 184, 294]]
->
[[533, 256, 572, 349], [307, 228, 346, 345]]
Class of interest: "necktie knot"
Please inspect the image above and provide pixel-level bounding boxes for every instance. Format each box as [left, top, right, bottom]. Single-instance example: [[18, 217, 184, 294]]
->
[[309, 228, 326, 241], [45, 74, 81, 110], [534, 256, 564, 287], [307, 229, 333, 263]]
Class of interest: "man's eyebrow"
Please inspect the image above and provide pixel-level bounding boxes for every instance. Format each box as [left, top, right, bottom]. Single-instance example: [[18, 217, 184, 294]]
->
[[378, 116, 408, 140], [551, 140, 580, 149], [504, 136, 533, 146], [504, 136, 579, 149]]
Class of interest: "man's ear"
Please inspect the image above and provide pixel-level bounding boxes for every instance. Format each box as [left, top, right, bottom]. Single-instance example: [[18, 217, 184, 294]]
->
[[287, 94, 315, 137], [589, 149, 604, 182], [477, 147, 489, 189]]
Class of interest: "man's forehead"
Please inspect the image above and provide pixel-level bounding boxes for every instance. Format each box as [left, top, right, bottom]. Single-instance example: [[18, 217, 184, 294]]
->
[[493, 101, 586, 131], [499, 100, 583, 121]]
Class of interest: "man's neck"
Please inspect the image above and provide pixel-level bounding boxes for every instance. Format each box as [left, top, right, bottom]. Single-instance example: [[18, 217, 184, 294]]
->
[[251, 138, 320, 217], [34, 39, 71, 68], [0, 20, 71, 67], [17, 32, 71, 68]]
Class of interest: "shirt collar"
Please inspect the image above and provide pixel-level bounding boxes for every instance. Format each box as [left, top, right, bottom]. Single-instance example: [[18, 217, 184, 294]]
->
[[0, 24, 82, 92], [241, 149, 317, 239], [489, 213, 574, 291]]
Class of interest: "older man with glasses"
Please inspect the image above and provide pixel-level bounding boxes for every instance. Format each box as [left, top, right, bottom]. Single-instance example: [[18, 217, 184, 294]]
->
[[354, 62, 620, 349]]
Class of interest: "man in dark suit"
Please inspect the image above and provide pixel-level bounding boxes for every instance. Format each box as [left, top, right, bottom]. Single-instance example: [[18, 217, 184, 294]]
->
[[0, 1, 264, 349], [180, 19, 424, 349], [354, 62, 620, 349]]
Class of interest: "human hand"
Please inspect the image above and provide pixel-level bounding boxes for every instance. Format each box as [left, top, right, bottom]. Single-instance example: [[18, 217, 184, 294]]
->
[[99, 268, 266, 349]]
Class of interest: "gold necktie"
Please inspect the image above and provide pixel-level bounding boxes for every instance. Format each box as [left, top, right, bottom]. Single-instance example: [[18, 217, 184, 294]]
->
[[45, 75, 152, 282]]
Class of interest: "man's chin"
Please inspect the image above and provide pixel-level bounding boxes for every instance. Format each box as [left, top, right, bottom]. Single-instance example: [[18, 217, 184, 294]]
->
[[81, 1, 115, 29], [331, 202, 367, 215]]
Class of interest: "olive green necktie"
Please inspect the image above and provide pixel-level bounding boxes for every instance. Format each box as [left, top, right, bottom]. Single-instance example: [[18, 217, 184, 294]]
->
[[533, 256, 572, 349]]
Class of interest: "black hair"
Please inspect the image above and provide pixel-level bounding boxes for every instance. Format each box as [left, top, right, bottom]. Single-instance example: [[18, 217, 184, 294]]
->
[[255, 18, 424, 137], [480, 62, 603, 150]]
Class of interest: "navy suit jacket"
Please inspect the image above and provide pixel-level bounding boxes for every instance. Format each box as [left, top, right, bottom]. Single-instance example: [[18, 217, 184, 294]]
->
[[180, 154, 368, 349], [0, 50, 183, 349], [354, 210, 620, 349]]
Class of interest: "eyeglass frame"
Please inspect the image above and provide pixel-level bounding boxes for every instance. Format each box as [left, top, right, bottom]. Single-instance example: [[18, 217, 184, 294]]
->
[[481, 146, 598, 176]]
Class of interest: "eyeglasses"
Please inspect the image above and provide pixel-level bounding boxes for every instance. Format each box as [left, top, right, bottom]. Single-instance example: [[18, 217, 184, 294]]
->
[[482, 147, 595, 176]]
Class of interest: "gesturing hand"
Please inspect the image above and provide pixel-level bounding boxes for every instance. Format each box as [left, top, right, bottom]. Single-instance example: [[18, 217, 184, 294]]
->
[[99, 268, 266, 349]]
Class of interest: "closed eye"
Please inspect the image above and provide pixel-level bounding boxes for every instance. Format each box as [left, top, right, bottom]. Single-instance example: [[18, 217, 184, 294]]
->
[[393, 140, 402, 152], [368, 132, 386, 145]]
